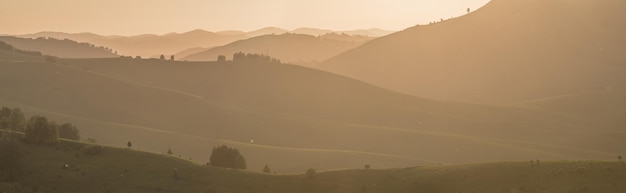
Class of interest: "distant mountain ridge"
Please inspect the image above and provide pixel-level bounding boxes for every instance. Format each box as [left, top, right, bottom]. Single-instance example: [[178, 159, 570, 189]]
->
[[16, 27, 394, 58]]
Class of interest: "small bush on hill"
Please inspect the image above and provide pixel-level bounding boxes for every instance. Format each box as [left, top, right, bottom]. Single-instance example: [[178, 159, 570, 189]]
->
[[209, 145, 246, 169], [82, 144, 105, 156]]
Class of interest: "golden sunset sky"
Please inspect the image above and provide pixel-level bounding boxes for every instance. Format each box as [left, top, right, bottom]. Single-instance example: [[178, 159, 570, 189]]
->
[[2, 0, 490, 35]]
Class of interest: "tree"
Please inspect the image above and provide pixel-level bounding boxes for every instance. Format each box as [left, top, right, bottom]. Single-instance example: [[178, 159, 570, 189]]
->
[[127, 141, 133, 149], [467, 8, 470, 13], [263, 165, 271, 173], [305, 168, 316, 180], [209, 145, 247, 169], [58, 123, 80, 140], [8, 108, 26, 131], [217, 55, 226, 62], [0, 107, 11, 129], [167, 147, 173, 155], [364, 164, 371, 169], [24, 116, 58, 144], [170, 55, 175, 61], [619, 155, 623, 161], [232, 52, 246, 61], [160, 54, 165, 60]]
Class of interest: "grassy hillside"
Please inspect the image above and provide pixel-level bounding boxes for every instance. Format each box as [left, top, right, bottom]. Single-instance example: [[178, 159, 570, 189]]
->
[[1, 54, 624, 173], [4, 137, 625, 193], [0, 36, 118, 58], [181, 33, 371, 67], [322, 0, 626, 105]]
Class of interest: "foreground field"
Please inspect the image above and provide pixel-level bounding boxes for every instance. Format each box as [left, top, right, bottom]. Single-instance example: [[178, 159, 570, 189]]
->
[[3, 137, 625, 193]]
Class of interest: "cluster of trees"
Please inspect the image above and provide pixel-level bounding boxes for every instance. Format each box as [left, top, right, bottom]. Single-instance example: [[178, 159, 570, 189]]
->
[[0, 107, 80, 143], [209, 145, 247, 169], [34, 37, 117, 55], [0, 107, 26, 131], [232, 52, 281, 63], [0, 41, 43, 57]]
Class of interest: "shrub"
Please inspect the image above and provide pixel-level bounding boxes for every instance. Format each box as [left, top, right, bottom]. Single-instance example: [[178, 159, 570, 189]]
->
[[58, 123, 80, 140], [305, 168, 316, 180], [263, 165, 271, 173], [209, 145, 246, 169], [82, 145, 105, 156]]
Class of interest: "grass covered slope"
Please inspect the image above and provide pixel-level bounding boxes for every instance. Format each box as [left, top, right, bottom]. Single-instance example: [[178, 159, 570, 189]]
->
[[7, 138, 626, 193], [322, 0, 626, 105], [1, 56, 625, 172]]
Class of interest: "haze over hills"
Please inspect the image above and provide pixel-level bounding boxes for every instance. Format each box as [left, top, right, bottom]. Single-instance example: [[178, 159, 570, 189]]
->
[[16, 27, 394, 58], [1, 49, 624, 172], [0, 36, 118, 58], [322, 0, 626, 105], [181, 33, 373, 66]]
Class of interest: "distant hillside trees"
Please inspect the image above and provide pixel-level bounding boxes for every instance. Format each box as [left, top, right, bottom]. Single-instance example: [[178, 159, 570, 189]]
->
[[170, 55, 175, 61], [58, 123, 80, 140], [209, 145, 246, 169], [217, 55, 226, 62], [0, 41, 43, 57], [160, 54, 165, 60], [24, 116, 58, 144], [0, 107, 26, 131], [232, 52, 281, 63]]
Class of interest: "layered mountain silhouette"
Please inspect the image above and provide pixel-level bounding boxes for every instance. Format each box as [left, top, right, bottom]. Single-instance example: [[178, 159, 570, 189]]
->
[[0, 36, 118, 58], [181, 33, 373, 66], [17, 28, 393, 58], [323, 0, 626, 105]]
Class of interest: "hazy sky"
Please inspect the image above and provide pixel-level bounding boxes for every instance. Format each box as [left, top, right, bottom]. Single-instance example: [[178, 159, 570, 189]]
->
[[2, 0, 490, 35]]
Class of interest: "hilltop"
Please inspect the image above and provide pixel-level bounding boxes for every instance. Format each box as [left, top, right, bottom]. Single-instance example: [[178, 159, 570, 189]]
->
[[181, 33, 372, 66], [0, 36, 117, 58], [322, 0, 626, 105], [2, 137, 624, 193]]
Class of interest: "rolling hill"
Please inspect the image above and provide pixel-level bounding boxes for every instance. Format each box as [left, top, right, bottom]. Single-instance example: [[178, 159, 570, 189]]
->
[[0, 36, 118, 58], [181, 33, 373, 66], [322, 0, 626, 105], [3, 137, 625, 193], [1, 47, 624, 172]]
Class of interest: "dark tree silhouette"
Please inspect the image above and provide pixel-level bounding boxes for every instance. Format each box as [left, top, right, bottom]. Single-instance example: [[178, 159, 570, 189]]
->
[[167, 147, 173, 155], [233, 52, 246, 61], [24, 116, 58, 144], [305, 168, 316, 180], [160, 54, 165, 60], [467, 8, 470, 13], [8, 108, 26, 131], [263, 165, 271, 173], [217, 55, 226, 62], [170, 55, 175, 61], [58, 123, 80, 140], [127, 141, 133, 149], [209, 145, 246, 169]]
